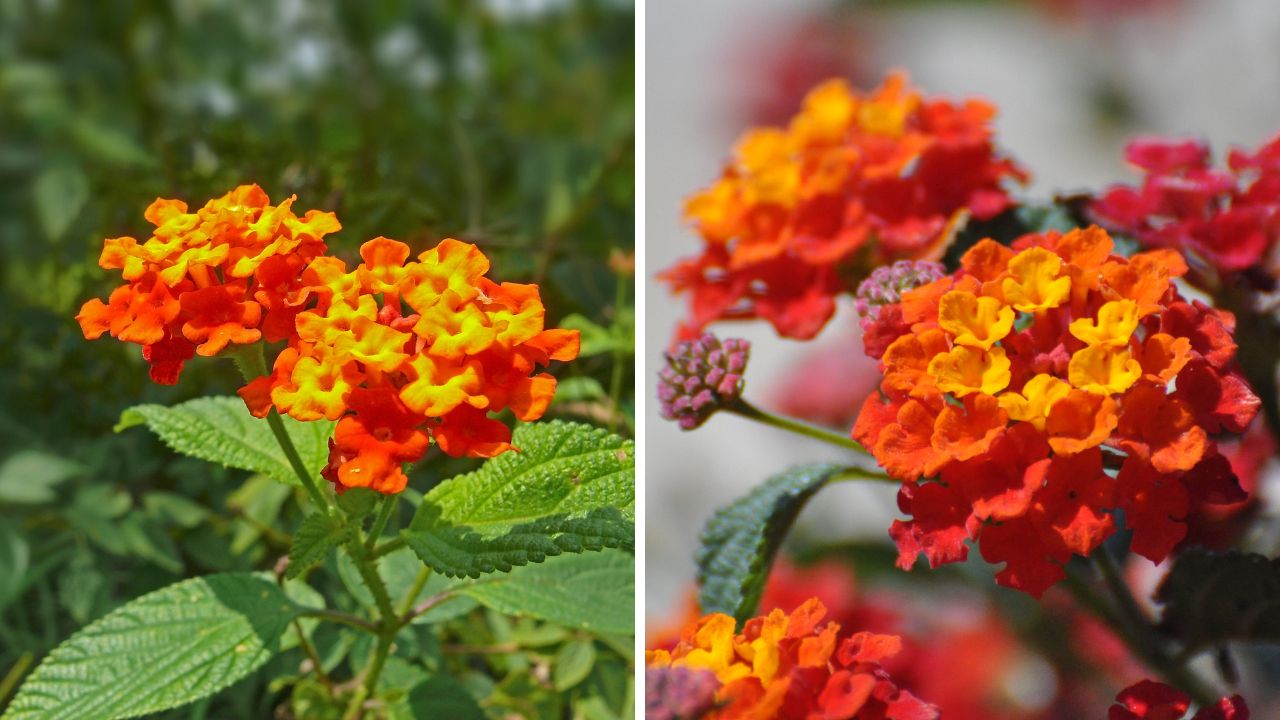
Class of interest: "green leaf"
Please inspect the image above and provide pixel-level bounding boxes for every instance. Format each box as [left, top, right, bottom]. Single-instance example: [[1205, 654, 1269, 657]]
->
[[287, 513, 348, 580], [402, 420, 634, 578], [0, 450, 82, 504], [696, 464, 843, 625], [459, 550, 633, 636], [118, 397, 334, 487], [1156, 548, 1280, 651], [553, 638, 596, 691], [336, 487, 379, 519], [560, 313, 632, 357], [0, 521, 30, 612], [6, 573, 302, 720], [33, 161, 89, 240], [407, 676, 486, 720], [336, 548, 478, 624], [69, 119, 155, 167]]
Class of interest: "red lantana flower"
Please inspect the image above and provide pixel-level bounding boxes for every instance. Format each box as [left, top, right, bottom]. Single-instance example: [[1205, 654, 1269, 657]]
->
[[852, 226, 1261, 596], [1091, 134, 1280, 277], [1109, 680, 1249, 720], [662, 72, 1026, 340]]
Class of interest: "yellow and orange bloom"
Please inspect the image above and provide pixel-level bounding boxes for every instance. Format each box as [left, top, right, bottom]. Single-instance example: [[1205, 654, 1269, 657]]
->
[[854, 226, 1261, 596], [78, 185, 339, 383], [661, 72, 1026, 340], [238, 236, 578, 494], [646, 598, 937, 720], [80, 187, 578, 495]]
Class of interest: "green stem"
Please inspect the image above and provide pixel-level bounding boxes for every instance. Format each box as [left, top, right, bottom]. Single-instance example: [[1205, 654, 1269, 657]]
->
[[725, 399, 869, 454], [0, 652, 34, 709], [297, 608, 379, 634], [398, 567, 433, 617], [233, 346, 333, 516], [370, 537, 407, 560], [292, 618, 332, 689], [361, 634, 393, 709], [364, 496, 397, 553], [1089, 552, 1221, 708], [831, 466, 898, 485]]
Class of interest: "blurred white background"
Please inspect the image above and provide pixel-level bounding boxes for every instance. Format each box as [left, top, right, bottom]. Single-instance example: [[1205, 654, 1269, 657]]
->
[[645, 0, 1280, 618]]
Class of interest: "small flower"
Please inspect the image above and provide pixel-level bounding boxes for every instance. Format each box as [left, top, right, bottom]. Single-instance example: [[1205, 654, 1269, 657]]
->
[[1090, 133, 1280, 279], [645, 665, 720, 720], [658, 334, 750, 430], [853, 226, 1262, 596], [1109, 680, 1249, 720], [855, 260, 946, 324]]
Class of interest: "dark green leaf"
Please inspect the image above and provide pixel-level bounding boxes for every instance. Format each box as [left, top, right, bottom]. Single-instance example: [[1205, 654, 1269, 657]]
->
[[6, 573, 301, 719], [287, 513, 347, 580], [402, 420, 634, 578], [33, 161, 88, 239], [459, 549, 633, 635], [553, 638, 596, 691], [407, 676, 486, 720], [117, 397, 334, 487], [697, 464, 843, 626]]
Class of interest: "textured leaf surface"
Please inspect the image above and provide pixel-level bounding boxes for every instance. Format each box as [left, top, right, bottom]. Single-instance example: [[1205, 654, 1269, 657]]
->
[[459, 549, 633, 635], [6, 573, 302, 720], [117, 397, 334, 487], [1156, 548, 1280, 651], [287, 513, 348, 580], [697, 464, 843, 626], [403, 421, 634, 577]]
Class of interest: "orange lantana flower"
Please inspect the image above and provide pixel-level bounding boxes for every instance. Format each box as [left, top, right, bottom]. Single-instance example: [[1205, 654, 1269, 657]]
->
[[239, 237, 579, 494], [855, 226, 1261, 595], [77, 185, 339, 383], [661, 72, 1026, 340], [646, 598, 937, 720]]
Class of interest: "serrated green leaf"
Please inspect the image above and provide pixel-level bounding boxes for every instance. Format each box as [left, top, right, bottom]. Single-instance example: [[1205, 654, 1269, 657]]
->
[[553, 638, 596, 691], [33, 161, 88, 240], [407, 676, 486, 720], [459, 550, 633, 635], [402, 420, 634, 578], [6, 573, 301, 720], [0, 450, 82, 504], [287, 514, 347, 580], [696, 464, 843, 626], [118, 397, 334, 487]]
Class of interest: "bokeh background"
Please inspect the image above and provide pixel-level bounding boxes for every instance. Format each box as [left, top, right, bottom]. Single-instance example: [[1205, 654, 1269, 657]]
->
[[647, 0, 1280, 714], [0, 1, 632, 716]]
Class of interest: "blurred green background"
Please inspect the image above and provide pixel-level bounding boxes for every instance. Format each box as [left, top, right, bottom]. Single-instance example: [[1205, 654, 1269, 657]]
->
[[0, 0, 633, 716]]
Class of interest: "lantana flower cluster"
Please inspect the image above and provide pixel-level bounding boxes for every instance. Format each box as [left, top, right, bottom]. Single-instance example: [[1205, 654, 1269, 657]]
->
[[646, 597, 937, 720], [1091, 134, 1280, 277], [76, 185, 340, 384], [852, 226, 1261, 596], [661, 72, 1026, 340], [78, 186, 578, 495]]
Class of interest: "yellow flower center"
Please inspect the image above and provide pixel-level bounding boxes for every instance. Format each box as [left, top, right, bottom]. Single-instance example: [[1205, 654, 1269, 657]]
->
[[928, 345, 1011, 396], [1001, 247, 1071, 313], [1067, 345, 1142, 395], [998, 374, 1072, 430], [1069, 299, 1139, 348], [937, 291, 1014, 350]]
